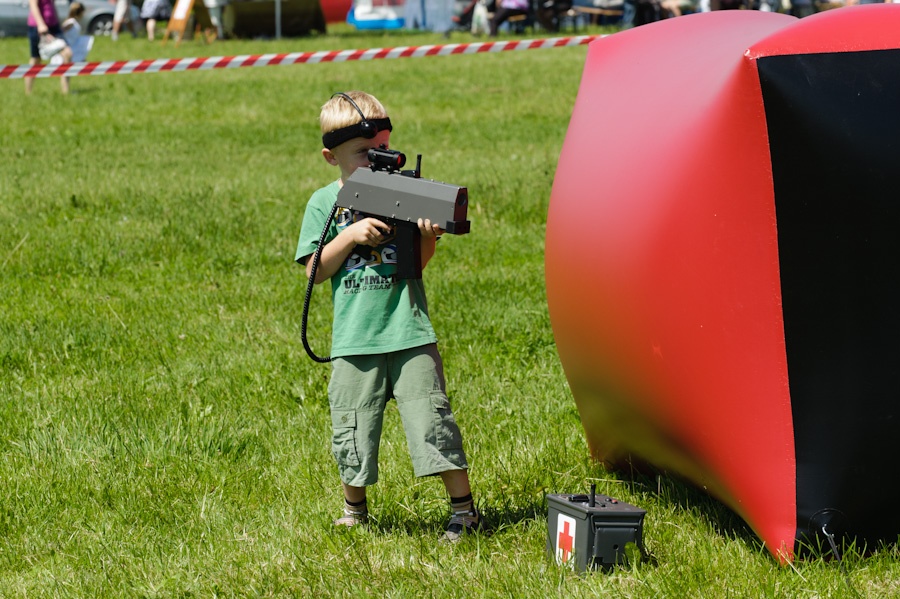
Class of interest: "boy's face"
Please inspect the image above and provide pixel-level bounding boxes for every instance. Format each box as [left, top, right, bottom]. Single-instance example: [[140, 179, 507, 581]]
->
[[323, 130, 392, 184]]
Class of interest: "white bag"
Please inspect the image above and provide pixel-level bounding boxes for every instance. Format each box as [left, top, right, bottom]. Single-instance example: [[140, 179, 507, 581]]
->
[[471, 0, 490, 35], [50, 35, 92, 64], [38, 35, 66, 61]]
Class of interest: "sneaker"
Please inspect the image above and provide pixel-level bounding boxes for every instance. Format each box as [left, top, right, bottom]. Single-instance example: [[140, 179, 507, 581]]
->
[[334, 508, 368, 527], [441, 508, 487, 543]]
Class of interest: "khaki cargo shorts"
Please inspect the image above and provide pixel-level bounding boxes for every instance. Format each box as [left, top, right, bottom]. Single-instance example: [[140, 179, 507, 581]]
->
[[328, 344, 469, 487]]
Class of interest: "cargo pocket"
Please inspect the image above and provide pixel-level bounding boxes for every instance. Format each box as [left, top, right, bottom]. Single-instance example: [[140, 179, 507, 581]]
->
[[331, 408, 360, 467], [431, 392, 463, 451]]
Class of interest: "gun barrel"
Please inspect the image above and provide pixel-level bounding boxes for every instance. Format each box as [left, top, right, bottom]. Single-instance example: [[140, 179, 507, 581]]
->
[[337, 168, 470, 234]]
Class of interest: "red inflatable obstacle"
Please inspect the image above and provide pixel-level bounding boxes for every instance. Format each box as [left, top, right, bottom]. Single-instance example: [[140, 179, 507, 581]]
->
[[320, 0, 353, 22], [546, 7, 900, 562]]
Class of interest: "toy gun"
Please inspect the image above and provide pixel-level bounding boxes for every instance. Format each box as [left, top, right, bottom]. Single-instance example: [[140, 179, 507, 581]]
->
[[337, 147, 470, 279]]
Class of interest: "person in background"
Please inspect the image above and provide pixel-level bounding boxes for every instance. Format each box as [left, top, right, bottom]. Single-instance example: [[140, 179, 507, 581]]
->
[[112, 0, 138, 41], [26, 0, 72, 95], [405, 0, 455, 36], [489, 0, 529, 35], [425, 0, 455, 36], [140, 0, 173, 41], [53, 2, 93, 63], [788, 0, 815, 17], [203, 0, 227, 39], [60, 2, 85, 46], [620, 0, 637, 28]]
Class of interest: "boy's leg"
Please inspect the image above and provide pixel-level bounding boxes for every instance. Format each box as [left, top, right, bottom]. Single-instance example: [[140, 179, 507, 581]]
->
[[390, 345, 485, 540], [343, 483, 366, 503], [440, 468, 470, 498], [329, 355, 390, 526], [440, 469, 486, 542], [391, 345, 468, 476], [335, 483, 368, 526]]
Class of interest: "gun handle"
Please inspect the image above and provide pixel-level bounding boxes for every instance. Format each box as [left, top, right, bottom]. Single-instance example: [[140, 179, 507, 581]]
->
[[395, 224, 422, 279]]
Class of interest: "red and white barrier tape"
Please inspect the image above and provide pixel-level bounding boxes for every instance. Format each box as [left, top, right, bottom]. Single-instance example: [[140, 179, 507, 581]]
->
[[0, 35, 600, 80]]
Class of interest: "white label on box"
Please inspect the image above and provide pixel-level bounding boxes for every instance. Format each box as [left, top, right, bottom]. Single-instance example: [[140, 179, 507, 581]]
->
[[555, 513, 577, 566]]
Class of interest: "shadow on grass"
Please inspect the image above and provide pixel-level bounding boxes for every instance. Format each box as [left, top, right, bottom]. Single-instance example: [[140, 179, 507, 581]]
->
[[68, 86, 103, 96], [613, 466, 780, 572], [360, 466, 770, 571], [365, 497, 543, 539]]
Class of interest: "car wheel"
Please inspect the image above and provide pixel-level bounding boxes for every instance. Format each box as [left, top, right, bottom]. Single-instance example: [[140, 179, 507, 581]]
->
[[88, 15, 114, 36]]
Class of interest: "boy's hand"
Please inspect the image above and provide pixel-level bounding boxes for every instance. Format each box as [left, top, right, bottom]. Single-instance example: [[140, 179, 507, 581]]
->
[[345, 217, 391, 247], [418, 218, 445, 239]]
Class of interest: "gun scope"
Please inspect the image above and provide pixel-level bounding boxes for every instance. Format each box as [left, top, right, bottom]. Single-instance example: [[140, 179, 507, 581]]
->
[[368, 148, 406, 172]]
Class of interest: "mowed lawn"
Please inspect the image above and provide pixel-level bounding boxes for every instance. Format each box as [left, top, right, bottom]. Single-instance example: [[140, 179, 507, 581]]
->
[[1, 24, 898, 598]]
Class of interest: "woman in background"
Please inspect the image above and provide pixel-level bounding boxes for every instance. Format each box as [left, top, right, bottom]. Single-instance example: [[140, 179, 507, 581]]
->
[[26, 0, 72, 94]]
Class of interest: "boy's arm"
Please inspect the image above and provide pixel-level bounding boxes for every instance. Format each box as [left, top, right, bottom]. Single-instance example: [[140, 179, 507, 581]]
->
[[306, 217, 391, 283], [418, 218, 444, 271]]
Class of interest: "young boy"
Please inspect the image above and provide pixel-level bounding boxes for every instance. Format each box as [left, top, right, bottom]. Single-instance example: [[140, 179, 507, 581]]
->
[[295, 91, 485, 542]]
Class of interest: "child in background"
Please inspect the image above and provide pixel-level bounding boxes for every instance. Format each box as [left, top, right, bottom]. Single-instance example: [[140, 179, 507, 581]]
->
[[52, 2, 93, 64], [295, 91, 487, 542], [60, 2, 84, 44]]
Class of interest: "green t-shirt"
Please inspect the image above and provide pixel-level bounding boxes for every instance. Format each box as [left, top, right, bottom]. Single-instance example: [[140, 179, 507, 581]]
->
[[295, 180, 438, 358]]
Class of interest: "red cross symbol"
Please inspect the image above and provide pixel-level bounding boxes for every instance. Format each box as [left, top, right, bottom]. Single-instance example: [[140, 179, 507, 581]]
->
[[557, 516, 575, 564]]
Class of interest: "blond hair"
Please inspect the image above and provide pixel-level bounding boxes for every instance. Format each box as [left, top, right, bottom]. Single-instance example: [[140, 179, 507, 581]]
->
[[320, 91, 388, 135]]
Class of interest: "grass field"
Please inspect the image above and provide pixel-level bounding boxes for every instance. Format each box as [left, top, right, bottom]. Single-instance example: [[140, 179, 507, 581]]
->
[[1, 23, 899, 598]]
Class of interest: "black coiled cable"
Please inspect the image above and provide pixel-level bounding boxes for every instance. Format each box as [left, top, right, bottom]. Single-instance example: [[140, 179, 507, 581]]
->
[[301, 201, 340, 363]]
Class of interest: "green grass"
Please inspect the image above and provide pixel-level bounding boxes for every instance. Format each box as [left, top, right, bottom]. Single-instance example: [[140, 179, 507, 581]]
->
[[1, 24, 899, 598]]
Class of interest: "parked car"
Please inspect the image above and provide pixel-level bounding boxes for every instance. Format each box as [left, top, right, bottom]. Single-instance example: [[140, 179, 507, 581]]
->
[[0, 0, 140, 38]]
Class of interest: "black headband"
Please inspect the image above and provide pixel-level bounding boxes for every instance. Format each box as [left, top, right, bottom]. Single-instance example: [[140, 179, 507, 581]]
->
[[322, 117, 392, 150]]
